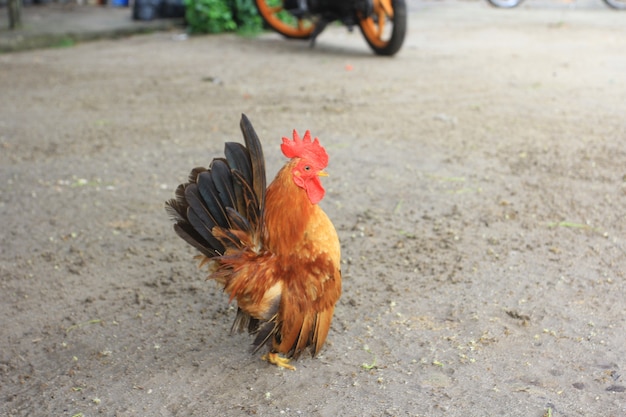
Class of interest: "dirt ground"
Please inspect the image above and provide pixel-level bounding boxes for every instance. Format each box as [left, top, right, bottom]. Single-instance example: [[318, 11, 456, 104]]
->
[[1, 1, 625, 416]]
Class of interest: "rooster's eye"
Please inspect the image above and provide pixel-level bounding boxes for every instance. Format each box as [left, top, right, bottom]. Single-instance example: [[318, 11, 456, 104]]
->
[[304, 165, 311, 171]]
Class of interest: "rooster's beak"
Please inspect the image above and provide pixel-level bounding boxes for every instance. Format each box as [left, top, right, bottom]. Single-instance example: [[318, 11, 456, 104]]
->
[[318, 170, 329, 177]]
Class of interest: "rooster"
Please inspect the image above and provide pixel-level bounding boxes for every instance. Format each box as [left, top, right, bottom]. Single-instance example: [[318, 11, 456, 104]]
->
[[166, 114, 341, 370]]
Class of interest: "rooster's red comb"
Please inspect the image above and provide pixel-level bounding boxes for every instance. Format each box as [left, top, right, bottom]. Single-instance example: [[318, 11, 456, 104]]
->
[[281, 129, 328, 169]]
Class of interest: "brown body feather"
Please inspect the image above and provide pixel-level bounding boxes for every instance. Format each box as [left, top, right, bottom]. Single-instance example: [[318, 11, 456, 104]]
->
[[166, 115, 341, 365], [262, 160, 341, 357]]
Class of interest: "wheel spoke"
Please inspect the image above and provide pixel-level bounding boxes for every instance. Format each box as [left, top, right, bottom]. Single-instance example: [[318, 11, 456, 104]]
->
[[376, 11, 386, 38], [378, 0, 394, 18]]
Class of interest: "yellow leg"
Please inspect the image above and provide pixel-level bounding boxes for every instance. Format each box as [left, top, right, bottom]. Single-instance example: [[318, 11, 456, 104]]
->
[[262, 352, 296, 371]]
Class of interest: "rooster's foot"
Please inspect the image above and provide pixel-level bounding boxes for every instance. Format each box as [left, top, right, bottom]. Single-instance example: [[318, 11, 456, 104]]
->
[[262, 352, 296, 371]]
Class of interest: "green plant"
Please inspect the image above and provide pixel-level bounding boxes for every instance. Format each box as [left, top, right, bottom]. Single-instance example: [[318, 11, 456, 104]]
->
[[184, 0, 262, 34], [233, 0, 262, 33], [185, 0, 236, 33], [52, 37, 76, 48]]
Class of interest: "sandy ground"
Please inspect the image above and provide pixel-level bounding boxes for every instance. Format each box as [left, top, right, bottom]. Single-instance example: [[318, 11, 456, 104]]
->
[[1, 1, 625, 416]]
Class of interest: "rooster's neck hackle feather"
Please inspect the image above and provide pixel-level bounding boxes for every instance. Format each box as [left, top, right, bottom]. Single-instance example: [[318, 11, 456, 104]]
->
[[263, 160, 316, 256]]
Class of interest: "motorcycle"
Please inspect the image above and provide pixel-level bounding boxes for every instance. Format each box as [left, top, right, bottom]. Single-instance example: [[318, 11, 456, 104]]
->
[[253, 0, 407, 56]]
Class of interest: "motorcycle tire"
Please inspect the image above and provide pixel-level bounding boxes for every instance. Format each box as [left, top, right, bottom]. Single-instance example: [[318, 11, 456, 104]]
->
[[600, 0, 626, 9], [485, 0, 525, 8], [358, 0, 407, 56], [254, 0, 315, 40]]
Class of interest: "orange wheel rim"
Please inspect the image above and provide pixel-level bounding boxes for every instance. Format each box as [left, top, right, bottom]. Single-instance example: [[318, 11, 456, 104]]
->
[[257, 1, 315, 38], [360, 0, 395, 48]]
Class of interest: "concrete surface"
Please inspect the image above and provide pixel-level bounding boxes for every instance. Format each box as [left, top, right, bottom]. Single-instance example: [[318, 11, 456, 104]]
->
[[0, 3, 183, 52]]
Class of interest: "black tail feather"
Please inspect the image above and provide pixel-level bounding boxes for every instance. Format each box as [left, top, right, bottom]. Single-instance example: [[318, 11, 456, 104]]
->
[[196, 171, 231, 229], [226, 206, 252, 234], [252, 319, 279, 353], [224, 142, 252, 186], [232, 170, 262, 235], [187, 166, 206, 184], [224, 142, 253, 217], [185, 204, 225, 254], [231, 308, 260, 335], [165, 114, 267, 260], [240, 114, 266, 214], [173, 223, 220, 258], [210, 159, 238, 216]]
